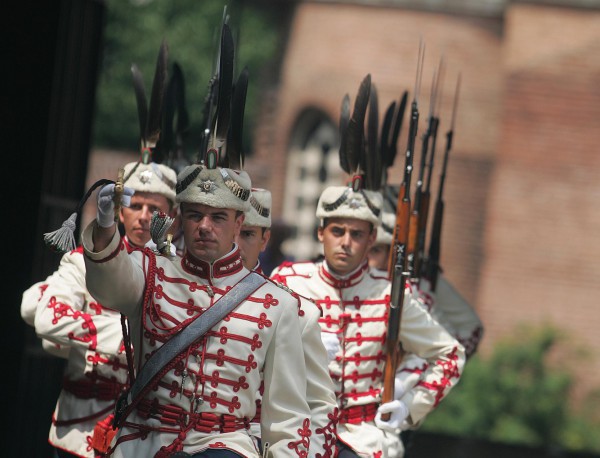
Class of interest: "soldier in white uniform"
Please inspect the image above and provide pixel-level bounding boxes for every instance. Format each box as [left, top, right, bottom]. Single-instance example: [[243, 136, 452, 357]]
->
[[82, 158, 312, 457], [272, 184, 466, 458], [23, 157, 178, 458], [237, 187, 338, 456]]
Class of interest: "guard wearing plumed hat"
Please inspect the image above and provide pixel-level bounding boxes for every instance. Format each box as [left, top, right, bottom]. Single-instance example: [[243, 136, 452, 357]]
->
[[271, 74, 465, 458], [80, 20, 312, 458]]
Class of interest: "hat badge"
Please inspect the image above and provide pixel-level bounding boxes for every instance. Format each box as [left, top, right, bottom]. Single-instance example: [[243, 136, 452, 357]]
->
[[198, 179, 217, 194], [140, 170, 153, 184], [348, 196, 363, 209]]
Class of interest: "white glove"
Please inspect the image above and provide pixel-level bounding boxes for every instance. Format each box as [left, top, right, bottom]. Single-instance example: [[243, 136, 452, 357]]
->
[[96, 184, 134, 228], [375, 400, 409, 433], [320, 332, 340, 362]]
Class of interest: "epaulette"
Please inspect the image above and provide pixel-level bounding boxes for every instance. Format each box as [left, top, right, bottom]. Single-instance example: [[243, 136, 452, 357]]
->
[[273, 279, 295, 295]]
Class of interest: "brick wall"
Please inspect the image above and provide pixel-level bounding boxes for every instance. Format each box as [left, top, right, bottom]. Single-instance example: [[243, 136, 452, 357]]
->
[[477, 3, 600, 397]]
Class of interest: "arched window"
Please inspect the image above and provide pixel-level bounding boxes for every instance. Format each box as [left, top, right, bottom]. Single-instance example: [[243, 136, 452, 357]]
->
[[281, 108, 342, 261]]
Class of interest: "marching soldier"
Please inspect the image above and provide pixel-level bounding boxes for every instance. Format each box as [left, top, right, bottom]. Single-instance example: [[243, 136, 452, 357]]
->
[[237, 187, 338, 456], [82, 156, 311, 457], [272, 73, 465, 457], [271, 182, 466, 457], [22, 155, 178, 458]]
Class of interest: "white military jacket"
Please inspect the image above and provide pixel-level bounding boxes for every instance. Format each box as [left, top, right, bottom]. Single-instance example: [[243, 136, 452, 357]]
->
[[252, 260, 338, 457], [82, 223, 311, 458], [272, 260, 465, 458], [29, 244, 131, 458]]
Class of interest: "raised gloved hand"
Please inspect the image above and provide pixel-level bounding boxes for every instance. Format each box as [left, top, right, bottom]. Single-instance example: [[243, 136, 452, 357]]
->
[[320, 332, 340, 362], [96, 183, 135, 228], [374, 400, 409, 433]]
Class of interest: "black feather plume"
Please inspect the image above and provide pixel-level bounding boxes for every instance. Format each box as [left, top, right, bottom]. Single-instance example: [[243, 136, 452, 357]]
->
[[155, 61, 188, 165], [365, 83, 381, 190], [213, 23, 234, 147], [388, 90, 408, 169], [147, 40, 168, 147], [172, 63, 189, 138], [131, 64, 148, 150], [338, 93, 351, 174], [380, 100, 396, 185], [345, 74, 371, 177], [226, 66, 249, 170]]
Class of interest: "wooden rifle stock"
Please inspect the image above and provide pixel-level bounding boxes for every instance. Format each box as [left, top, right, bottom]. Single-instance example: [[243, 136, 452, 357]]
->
[[381, 186, 411, 418]]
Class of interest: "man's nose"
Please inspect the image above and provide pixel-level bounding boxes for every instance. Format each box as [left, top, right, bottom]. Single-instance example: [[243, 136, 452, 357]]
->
[[198, 215, 212, 232], [140, 206, 153, 221], [341, 232, 352, 248]]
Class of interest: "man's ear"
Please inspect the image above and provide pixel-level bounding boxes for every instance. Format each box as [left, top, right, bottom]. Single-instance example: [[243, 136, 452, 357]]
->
[[367, 227, 377, 249], [234, 212, 245, 236], [260, 229, 271, 252], [317, 226, 325, 243]]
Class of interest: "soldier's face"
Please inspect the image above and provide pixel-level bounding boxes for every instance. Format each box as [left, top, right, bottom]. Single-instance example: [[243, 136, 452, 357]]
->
[[368, 244, 390, 272], [318, 218, 376, 276], [120, 192, 173, 248], [181, 203, 244, 262], [236, 226, 271, 270]]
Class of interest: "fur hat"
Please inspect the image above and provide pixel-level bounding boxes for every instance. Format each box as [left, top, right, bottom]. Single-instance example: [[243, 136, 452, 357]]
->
[[244, 188, 271, 228], [316, 185, 382, 227], [175, 164, 251, 212], [375, 209, 395, 245], [123, 161, 177, 205]]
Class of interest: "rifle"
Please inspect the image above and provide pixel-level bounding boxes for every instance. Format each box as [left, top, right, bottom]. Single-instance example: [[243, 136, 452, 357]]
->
[[381, 41, 424, 417], [425, 73, 460, 292], [415, 58, 444, 278], [406, 67, 435, 281]]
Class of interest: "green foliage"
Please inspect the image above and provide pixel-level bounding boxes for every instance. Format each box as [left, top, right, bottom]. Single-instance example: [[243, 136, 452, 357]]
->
[[93, 0, 280, 156], [420, 325, 600, 453]]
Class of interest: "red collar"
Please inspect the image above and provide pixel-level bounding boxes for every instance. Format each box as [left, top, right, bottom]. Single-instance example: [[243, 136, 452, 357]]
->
[[253, 262, 264, 275], [319, 260, 369, 288], [181, 246, 244, 280]]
